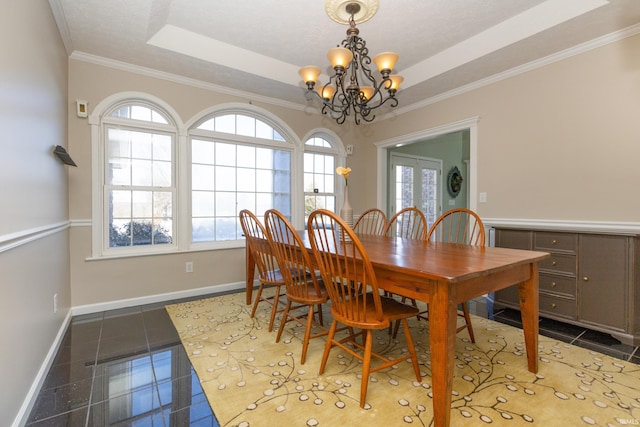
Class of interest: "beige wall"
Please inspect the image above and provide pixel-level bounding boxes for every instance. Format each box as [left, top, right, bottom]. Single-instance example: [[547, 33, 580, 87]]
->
[[67, 33, 640, 309], [0, 2, 69, 424], [67, 60, 372, 306], [365, 34, 640, 222]]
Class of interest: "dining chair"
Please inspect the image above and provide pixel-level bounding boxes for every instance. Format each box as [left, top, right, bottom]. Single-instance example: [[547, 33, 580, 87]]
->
[[383, 207, 428, 240], [264, 209, 329, 364], [425, 208, 486, 342], [383, 207, 427, 335], [239, 209, 285, 332], [353, 208, 387, 236], [307, 209, 422, 408]]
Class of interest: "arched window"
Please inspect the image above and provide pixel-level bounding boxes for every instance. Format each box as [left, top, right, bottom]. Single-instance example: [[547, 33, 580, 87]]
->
[[303, 134, 344, 223], [189, 112, 295, 244], [93, 98, 179, 256]]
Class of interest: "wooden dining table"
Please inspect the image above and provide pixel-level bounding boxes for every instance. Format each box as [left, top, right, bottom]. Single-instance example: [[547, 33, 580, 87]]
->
[[245, 232, 549, 427]]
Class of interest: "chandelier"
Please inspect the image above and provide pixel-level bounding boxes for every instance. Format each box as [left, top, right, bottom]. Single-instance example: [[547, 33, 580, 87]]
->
[[299, 1, 403, 125]]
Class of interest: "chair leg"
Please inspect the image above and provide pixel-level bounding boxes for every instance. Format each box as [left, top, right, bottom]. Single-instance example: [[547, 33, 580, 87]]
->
[[319, 321, 338, 375], [460, 302, 475, 343], [359, 330, 374, 408], [267, 285, 282, 332], [300, 304, 316, 365], [401, 318, 422, 381], [275, 300, 292, 343], [250, 284, 265, 318]]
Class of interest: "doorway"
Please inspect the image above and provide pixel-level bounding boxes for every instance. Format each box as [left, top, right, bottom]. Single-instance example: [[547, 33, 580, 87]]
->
[[374, 117, 479, 216]]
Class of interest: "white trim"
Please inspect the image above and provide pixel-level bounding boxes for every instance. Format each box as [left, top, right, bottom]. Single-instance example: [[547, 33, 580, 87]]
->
[[387, 23, 640, 119], [0, 222, 69, 254], [65, 21, 640, 123], [11, 311, 72, 427], [484, 218, 640, 235], [374, 117, 480, 213], [71, 282, 245, 315], [71, 51, 306, 113]]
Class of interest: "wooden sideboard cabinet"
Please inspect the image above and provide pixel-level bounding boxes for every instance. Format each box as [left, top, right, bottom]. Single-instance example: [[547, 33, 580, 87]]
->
[[494, 227, 640, 345]]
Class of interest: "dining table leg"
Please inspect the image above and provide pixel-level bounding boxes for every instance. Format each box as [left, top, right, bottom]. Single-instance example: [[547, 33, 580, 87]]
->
[[518, 262, 540, 373], [245, 244, 255, 305], [428, 280, 458, 427]]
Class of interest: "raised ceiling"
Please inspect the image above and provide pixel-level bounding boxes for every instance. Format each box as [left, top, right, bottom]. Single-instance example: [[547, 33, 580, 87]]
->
[[49, 0, 640, 115]]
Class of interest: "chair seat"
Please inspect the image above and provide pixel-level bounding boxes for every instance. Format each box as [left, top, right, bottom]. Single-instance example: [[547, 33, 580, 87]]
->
[[334, 293, 420, 329]]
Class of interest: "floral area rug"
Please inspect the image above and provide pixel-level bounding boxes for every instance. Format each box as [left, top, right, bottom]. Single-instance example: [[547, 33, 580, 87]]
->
[[165, 291, 640, 426]]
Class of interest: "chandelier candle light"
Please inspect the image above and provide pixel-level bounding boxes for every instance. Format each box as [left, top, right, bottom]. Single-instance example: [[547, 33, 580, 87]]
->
[[299, 0, 403, 125]]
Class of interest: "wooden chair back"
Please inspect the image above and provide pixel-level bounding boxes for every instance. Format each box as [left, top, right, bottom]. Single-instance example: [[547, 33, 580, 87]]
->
[[384, 207, 428, 240], [427, 208, 485, 246], [307, 209, 386, 329], [239, 209, 282, 286], [264, 209, 323, 300], [353, 208, 387, 235]]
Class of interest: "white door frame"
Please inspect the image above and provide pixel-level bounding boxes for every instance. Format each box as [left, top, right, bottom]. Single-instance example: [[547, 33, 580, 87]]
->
[[374, 117, 480, 214]]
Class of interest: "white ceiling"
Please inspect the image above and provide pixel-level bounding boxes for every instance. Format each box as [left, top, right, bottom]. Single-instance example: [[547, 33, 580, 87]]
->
[[49, 0, 640, 115]]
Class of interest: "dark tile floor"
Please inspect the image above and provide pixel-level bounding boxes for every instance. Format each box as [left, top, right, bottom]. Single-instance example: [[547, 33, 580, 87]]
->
[[26, 292, 639, 426]]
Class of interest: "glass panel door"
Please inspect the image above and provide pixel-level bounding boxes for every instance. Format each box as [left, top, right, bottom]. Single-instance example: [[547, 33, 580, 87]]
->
[[389, 154, 442, 227]]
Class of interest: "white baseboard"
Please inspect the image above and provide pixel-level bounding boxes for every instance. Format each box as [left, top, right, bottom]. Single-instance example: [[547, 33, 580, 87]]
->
[[72, 281, 246, 316], [12, 310, 72, 427], [14, 281, 247, 427]]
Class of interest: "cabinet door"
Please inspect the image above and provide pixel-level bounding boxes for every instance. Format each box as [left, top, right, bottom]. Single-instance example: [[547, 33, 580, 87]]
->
[[578, 234, 629, 331]]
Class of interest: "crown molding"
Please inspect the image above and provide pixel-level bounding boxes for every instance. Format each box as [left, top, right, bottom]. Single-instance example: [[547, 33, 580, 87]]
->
[[389, 23, 640, 119], [69, 51, 308, 113]]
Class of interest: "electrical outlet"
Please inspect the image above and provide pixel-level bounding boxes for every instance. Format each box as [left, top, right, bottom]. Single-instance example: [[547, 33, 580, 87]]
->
[[53, 293, 58, 314], [186, 261, 193, 273]]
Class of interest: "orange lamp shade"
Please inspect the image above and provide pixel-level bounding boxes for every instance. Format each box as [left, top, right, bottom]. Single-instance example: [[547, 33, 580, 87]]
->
[[327, 47, 353, 68], [299, 65, 321, 84], [373, 52, 399, 72], [388, 74, 404, 91], [316, 84, 336, 100], [360, 86, 374, 100]]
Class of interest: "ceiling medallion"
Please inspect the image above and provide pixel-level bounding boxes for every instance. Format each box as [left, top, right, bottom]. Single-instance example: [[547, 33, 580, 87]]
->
[[299, 0, 402, 125]]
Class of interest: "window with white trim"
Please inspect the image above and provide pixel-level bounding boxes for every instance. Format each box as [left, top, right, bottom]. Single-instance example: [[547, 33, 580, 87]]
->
[[103, 102, 177, 252], [303, 136, 339, 223], [190, 114, 292, 242]]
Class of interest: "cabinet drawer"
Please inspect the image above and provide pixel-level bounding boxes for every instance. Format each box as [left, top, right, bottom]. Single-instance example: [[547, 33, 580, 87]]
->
[[534, 232, 577, 253], [539, 253, 576, 275], [539, 293, 576, 319], [540, 273, 576, 297]]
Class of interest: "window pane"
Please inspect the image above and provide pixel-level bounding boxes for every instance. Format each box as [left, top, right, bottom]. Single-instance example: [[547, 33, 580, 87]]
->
[[255, 120, 272, 139], [237, 145, 255, 168], [189, 114, 291, 244], [192, 139, 214, 163], [192, 164, 215, 191], [216, 192, 236, 216], [236, 115, 255, 137], [215, 143, 236, 167], [153, 160, 172, 187], [131, 159, 153, 186], [192, 218, 214, 242], [197, 118, 215, 131], [192, 191, 214, 216], [215, 115, 235, 134], [215, 166, 236, 191], [237, 168, 255, 192], [132, 191, 152, 217]]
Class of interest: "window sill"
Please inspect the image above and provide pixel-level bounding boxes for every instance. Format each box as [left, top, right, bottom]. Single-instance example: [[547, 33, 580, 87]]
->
[[85, 240, 246, 261]]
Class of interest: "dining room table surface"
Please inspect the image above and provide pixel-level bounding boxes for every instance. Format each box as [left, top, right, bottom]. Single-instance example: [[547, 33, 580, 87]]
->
[[245, 229, 549, 427]]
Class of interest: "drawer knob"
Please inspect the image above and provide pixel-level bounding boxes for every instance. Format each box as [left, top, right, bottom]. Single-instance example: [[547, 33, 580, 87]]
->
[[551, 282, 557, 287], [552, 239, 557, 245], [552, 261, 557, 266], [550, 303, 557, 309], [583, 276, 589, 282]]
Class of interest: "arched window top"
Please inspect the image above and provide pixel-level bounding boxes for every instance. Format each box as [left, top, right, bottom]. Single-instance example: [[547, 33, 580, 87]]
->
[[305, 137, 332, 148], [108, 102, 172, 125], [196, 113, 285, 141]]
